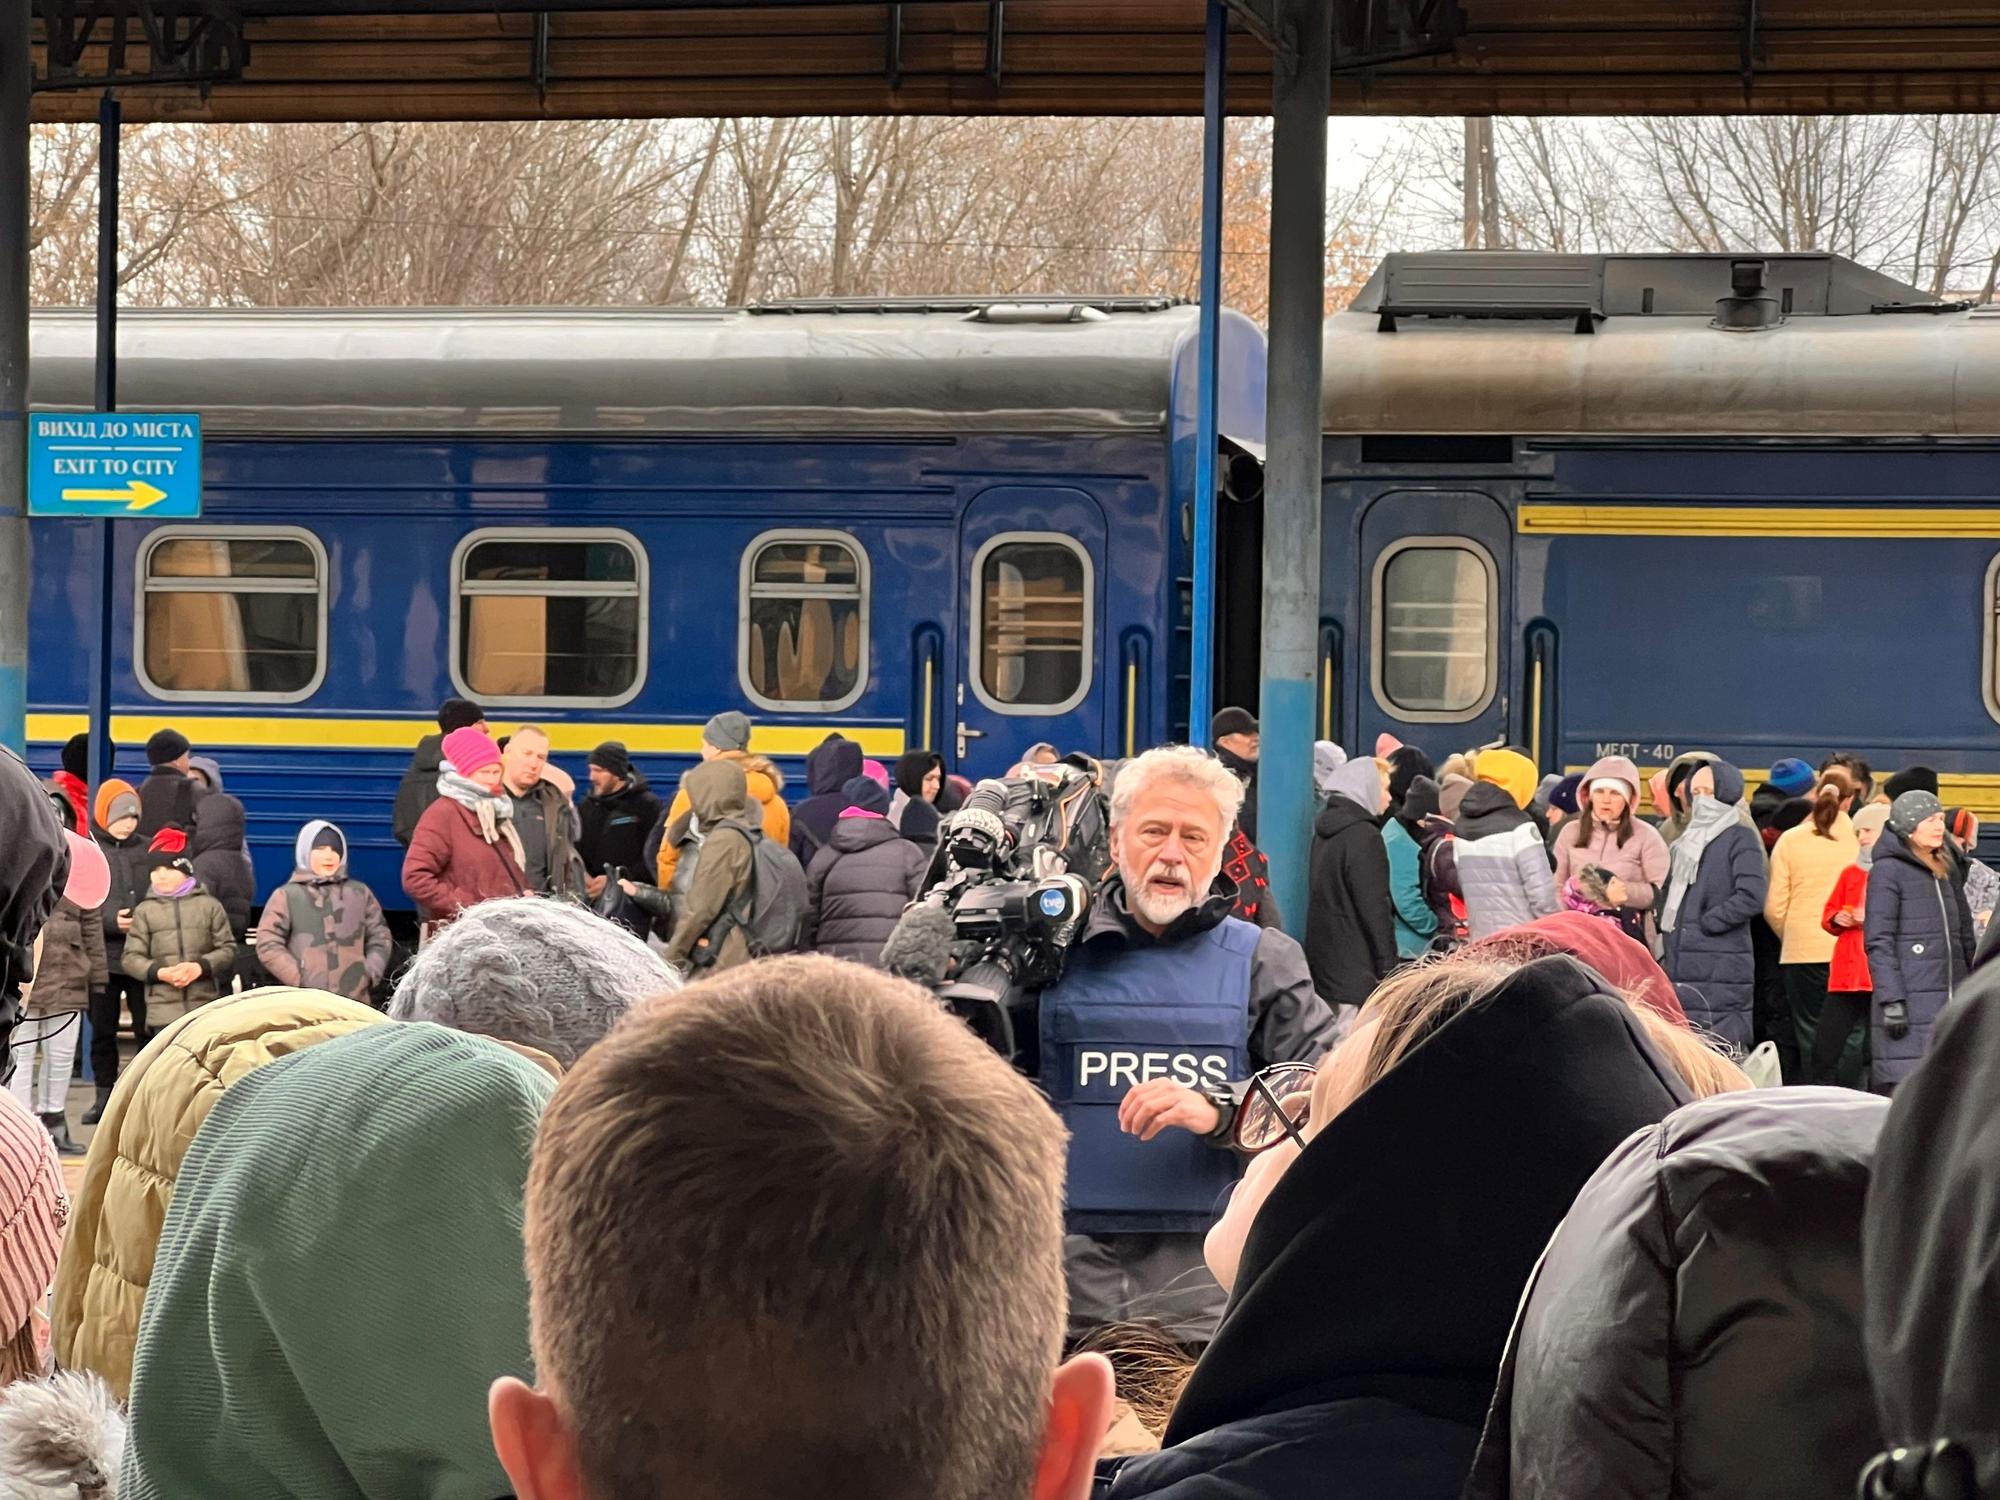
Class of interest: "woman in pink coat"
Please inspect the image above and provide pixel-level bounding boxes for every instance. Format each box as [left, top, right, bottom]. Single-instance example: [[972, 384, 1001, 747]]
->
[[1552, 755, 1671, 948]]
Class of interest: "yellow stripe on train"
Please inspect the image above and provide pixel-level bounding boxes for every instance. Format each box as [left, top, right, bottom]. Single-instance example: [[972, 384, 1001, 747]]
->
[[1519, 505, 2000, 539], [25, 713, 906, 759]]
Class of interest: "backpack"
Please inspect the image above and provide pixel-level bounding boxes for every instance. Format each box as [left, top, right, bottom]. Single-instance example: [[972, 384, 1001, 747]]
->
[[706, 819, 808, 959]]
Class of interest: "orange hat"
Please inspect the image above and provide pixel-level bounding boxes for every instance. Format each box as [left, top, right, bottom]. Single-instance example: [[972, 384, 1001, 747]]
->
[[93, 778, 138, 832]]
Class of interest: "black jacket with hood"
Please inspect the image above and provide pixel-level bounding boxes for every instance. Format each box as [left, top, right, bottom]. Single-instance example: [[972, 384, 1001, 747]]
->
[[1303, 778, 1397, 1008], [1861, 951, 2000, 1498], [190, 793, 256, 941], [790, 735, 864, 867], [1465, 1086, 1887, 1500], [1103, 956, 1688, 1500], [391, 733, 444, 848]]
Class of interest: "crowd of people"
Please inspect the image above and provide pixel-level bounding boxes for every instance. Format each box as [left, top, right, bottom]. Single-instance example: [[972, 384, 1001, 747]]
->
[[0, 702, 1989, 1498], [1289, 734, 1990, 1098]]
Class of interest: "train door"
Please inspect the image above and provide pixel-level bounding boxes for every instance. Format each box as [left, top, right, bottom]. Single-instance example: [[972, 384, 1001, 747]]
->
[[951, 486, 1108, 779], [1355, 489, 1512, 758]]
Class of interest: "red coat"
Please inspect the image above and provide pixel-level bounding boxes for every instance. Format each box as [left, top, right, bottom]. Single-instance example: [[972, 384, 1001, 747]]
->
[[401, 796, 526, 923], [1821, 863, 1872, 993]]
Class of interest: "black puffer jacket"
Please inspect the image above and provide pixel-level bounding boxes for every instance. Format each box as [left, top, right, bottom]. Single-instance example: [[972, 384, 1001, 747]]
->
[[1465, 1087, 1888, 1500], [1866, 825, 1976, 1088], [1862, 955, 2000, 1497], [803, 816, 929, 966], [190, 793, 256, 941]]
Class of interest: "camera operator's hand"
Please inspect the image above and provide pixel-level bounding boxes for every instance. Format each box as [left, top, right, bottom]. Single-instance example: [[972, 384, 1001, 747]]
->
[[1118, 1079, 1221, 1142]]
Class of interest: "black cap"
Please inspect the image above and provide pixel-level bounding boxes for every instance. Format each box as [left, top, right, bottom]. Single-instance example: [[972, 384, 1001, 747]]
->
[[1884, 766, 1941, 802], [60, 733, 90, 780], [437, 698, 484, 734], [1210, 707, 1259, 741], [146, 728, 191, 767], [589, 741, 632, 780]]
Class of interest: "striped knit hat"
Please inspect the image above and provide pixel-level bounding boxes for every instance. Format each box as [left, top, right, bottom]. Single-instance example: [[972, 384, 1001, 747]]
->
[[0, 1091, 67, 1342]]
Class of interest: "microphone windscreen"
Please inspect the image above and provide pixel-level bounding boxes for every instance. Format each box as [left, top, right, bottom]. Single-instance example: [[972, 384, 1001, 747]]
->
[[881, 903, 958, 987]]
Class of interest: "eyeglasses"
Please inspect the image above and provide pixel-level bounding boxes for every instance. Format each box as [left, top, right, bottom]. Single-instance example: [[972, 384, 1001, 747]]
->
[[1231, 1061, 1317, 1153]]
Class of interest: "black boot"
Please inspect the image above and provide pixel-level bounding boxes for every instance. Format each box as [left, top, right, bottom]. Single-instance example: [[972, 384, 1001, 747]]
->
[[41, 1112, 83, 1159], [81, 1087, 112, 1126]]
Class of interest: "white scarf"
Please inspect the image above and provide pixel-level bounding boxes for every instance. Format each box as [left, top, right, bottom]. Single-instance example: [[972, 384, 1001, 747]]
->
[[1661, 793, 1735, 934], [435, 770, 527, 872]]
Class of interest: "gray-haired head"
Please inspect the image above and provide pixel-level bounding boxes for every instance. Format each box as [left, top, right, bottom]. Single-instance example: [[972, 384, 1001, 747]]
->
[[1108, 744, 1245, 832], [390, 898, 680, 1067]]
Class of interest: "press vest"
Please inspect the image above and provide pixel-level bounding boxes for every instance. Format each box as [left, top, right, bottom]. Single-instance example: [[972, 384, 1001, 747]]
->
[[1040, 914, 1257, 1234]]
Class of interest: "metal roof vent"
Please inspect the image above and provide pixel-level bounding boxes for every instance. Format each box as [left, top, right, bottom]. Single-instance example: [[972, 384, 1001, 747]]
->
[[1713, 259, 1786, 331]]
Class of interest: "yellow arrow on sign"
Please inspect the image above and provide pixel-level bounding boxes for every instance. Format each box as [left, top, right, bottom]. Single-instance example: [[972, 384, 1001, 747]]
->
[[58, 480, 170, 511]]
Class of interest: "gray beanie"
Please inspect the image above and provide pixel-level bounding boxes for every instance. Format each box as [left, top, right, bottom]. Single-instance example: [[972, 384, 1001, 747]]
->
[[1889, 790, 1946, 839], [389, 898, 681, 1067], [703, 710, 752, 753]]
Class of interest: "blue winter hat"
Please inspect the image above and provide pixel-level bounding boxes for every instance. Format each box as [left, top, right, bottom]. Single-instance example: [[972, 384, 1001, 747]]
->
[[841, 775, 890, 817], [1768, 758, 1816, 797], [1549, 773, 1584, 816]]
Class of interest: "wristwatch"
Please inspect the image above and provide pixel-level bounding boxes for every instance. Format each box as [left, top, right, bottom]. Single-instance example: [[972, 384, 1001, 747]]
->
[[1198, 1082, 1238, 1143]]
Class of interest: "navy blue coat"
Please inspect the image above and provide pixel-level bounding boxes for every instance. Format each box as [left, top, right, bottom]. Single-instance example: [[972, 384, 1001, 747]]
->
[[1865, 827, 1975, 1087], [1661, 823, 1766, 1049]]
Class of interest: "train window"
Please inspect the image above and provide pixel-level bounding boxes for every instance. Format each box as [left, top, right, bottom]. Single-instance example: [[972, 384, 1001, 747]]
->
[[1372, 538, 1498, 720], [973, 533, 1093, 714], [137, 528, 327, 702], [739, 531, 869, 712], [452, 528, 645, 708], [1986, 554, 2000, 728]]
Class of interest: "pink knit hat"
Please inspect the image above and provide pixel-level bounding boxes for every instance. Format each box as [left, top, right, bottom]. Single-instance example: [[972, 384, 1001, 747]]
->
[[0, 1092, 67, 1340], [441, 725, 503, 779]]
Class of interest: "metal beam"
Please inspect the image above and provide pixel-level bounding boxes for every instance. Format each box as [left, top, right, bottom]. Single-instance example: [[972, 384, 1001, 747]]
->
[[1257, 0, 1328, 933], [0, 0, 29, 756], [232, 0, 944, 11], [1188, 0, 1225, 744], [1221, 0, 1278, 52], [87, 90, 119, 798]]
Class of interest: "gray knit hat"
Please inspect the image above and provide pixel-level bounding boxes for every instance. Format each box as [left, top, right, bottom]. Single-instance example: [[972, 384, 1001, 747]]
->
[[703, 711, 752, 753], [388, 898, 682, 1067], [1890, 790, 1946, 839]]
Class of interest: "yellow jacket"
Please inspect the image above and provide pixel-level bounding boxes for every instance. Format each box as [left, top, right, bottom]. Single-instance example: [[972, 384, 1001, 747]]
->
[[655, 751, 790, 887], [1765, 814, 1859, 965], [50, 987, 387, 1399]]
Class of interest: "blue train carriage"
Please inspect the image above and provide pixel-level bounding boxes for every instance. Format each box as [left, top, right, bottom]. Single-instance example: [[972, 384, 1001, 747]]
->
[[25, 296, 1267, 911], [1318, 249, 2000, 824]]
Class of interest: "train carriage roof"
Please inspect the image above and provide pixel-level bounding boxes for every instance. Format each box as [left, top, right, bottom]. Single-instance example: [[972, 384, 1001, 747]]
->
[[26, 298, 1224, 437], [1323, 252, 2000, 438]]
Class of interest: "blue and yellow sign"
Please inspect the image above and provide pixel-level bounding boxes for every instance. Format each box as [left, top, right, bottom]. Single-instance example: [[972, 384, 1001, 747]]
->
[[28, 412, 202, 517]]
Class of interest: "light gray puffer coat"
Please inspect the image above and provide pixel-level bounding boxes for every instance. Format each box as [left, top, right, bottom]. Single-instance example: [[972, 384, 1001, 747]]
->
[[1454, 784, 1560, 940]]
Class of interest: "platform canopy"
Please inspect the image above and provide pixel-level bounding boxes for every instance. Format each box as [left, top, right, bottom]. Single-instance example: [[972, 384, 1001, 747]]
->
[[27, 0, 2000, 124]]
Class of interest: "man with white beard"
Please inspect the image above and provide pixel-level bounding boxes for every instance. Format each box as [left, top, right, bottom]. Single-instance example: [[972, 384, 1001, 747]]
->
[[1036, 744, 1334, 1344]]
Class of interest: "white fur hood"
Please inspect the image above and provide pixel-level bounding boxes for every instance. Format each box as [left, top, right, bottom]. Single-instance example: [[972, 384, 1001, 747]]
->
[[0, 1372, 125, 1498]]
